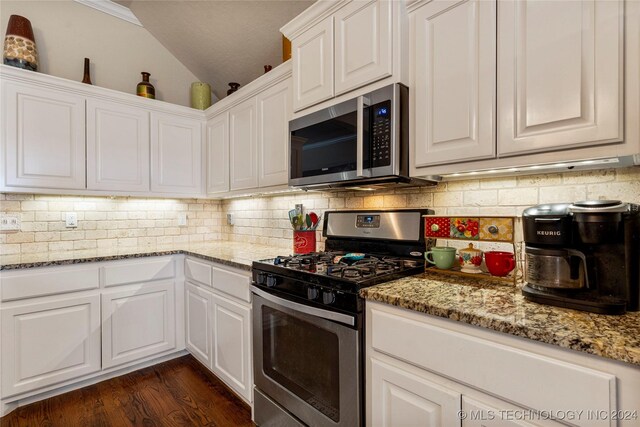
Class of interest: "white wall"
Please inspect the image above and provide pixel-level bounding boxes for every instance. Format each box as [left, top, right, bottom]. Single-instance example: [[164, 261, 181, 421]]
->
[[0, 0, 200, 106]]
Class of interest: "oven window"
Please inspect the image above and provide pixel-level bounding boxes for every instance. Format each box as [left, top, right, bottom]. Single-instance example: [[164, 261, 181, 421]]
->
[[290, 110, 369, 179], [262, 306, 340, 422]]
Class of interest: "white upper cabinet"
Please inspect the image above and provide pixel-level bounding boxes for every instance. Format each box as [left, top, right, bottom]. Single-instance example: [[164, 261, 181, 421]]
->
[[292, 18, 335, 111], [498, 0, 623, 156], [2, 81, 85, 190], [257, 78, 292, 188], [151, 112, 203, 195], [229, 98, 258, 191], [335, 0, 392, 96], [288, 0, 399, 112], [206, 112, 230, 195], [413, 0, 496, 167], [87, 99, 150, 192]]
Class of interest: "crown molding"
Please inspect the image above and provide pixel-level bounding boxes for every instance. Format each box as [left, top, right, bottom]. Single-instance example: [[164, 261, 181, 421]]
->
[[74, 0, 143, 27], [280, 0, 349, 40]]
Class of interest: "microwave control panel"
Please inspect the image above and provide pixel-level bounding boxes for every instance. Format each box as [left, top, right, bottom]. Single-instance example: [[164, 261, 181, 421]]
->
[[371, 100, 392, 167]]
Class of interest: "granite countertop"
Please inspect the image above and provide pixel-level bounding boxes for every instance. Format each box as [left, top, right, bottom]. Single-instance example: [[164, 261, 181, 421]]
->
[[0, 241, 287, 272], [361, 271, 640, 366]]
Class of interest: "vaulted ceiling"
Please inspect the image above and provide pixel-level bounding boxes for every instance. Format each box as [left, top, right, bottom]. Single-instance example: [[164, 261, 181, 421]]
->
[[117, 0, 313, 100]]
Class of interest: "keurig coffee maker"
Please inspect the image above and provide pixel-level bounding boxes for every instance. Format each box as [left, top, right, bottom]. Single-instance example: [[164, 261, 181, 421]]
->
[[522, 200, 640, 314]]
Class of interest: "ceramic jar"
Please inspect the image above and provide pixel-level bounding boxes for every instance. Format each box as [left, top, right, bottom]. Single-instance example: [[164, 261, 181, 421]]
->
[[136, 72, 155, 99], [3, 15, 38, 71], [458, 243, 483, 273], [190, 82, 212, 110]]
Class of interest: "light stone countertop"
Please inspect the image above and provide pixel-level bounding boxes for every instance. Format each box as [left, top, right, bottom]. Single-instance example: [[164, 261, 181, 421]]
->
[[0, 241, 288, 271], [361, 271, 640, 366]]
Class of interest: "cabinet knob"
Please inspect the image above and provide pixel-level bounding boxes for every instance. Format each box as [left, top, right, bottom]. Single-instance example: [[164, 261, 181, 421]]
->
[[488, 225, 499, 235], [431, 224, 440, 232]]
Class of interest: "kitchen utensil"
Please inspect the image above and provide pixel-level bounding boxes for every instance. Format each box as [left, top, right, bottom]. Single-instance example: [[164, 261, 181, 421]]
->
[[485, 251, 516, 277], [458, 243, 483, 273], [309, 212, 319, 228], [425, 247, 456, 270], [306, 214, 312, 229]]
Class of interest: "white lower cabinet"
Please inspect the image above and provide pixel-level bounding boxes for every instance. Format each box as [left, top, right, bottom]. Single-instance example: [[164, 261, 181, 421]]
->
[[211, 291, 252, 402], [185, 281, 213, 367], [366, 301, 635, 427], [370, 358, 461, 426], [183, 257, 252, 403], [0, 293, 101, 398], [101, 281, 176, 369]]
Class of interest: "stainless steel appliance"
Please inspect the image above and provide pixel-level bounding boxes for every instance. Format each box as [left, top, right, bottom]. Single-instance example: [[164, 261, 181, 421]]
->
[[252, 209, 433, 426], [289, 84, 439, 190], [522, 200, 640, 314]]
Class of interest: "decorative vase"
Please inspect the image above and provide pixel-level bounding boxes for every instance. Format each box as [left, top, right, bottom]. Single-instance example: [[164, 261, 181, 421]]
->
[[282, 35, 291, 62], [190, 82, 211, 110], [81, 58, 92, 84], [227, 82, 240, 96], [3, 15, 38, 71], [136, 72, 155, 99], [264, 65, 272, 74]]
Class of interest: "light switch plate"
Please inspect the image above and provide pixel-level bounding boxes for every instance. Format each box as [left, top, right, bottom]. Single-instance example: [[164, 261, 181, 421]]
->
[[227, 213, 234, 226], [65, 212, 78, 228], [178, 212, 188, 226], [0, 215, 20, 232]]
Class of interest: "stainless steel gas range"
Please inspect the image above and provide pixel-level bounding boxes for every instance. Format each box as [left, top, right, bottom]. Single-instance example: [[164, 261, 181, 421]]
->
[[251, 209, 433, 427]]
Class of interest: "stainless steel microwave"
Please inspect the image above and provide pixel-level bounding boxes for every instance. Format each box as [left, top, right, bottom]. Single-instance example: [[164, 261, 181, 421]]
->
[[289, 84, 438, 190]]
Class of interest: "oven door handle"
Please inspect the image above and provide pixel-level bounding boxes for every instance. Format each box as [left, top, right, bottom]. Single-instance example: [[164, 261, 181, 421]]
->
[[356, 95, 371, 178], [252, 286, 355, 327]]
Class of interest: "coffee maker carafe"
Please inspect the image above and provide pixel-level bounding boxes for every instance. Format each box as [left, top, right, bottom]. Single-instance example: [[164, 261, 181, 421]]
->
[[522, 200, 640, 314]]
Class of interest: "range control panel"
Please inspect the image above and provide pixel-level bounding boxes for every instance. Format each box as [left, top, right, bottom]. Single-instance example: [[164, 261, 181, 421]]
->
[[356, 214, 380, 228], [371, 101, 392, 167]]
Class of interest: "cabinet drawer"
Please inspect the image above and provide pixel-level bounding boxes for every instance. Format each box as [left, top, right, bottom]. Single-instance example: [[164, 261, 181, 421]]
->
[[370, 305, 616, 422], [102, 257, 175, 287], [478, 217, 514, 242], [425, 217, 450, 238], [0, 266, 100, 302], [185, 258, 212, 287], [212, 267, 251, 303]]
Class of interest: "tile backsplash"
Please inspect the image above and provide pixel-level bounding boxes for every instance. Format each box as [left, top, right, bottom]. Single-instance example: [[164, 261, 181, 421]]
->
[[1, 167, 639, 256]]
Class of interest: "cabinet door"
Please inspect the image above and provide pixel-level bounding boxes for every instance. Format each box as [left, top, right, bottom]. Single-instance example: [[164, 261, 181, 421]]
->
[[370, 358, 461, 427], [206, 113, 229, 195], [1, 294, 101, 398], [211, 292, 252, 402], [102, 281, 176, 369], [335, 0, 392, 96], [3, 82, 85, 189], [151, 113, 203, 194], [498, 0, 623, 155], [185, 282, 213, 368], [229, 98, 258, 191], [257, 79, 291, 188], [413, 0, 496, 167], [293, 18, 334, 111], [87, 99, 150, 192]]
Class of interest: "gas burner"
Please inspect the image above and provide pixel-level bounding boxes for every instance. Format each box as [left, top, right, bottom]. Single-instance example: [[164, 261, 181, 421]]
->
[[328, 265, 377, 280]]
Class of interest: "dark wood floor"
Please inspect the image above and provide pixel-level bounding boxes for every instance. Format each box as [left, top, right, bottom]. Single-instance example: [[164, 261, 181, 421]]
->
[[0, 355, 255, 427]]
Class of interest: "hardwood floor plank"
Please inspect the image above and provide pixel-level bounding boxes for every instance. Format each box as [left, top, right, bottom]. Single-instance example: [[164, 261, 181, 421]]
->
[[0, 355, 254, 427]]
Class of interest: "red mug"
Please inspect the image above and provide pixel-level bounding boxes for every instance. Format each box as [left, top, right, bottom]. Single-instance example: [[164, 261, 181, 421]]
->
[[293, 230, 316, 254], [484, 251, 515, 277]]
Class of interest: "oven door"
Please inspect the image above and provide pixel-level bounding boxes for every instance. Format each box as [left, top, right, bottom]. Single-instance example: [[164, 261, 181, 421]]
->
[[289, 96, 371, 187], [252, 287, 360, 427]]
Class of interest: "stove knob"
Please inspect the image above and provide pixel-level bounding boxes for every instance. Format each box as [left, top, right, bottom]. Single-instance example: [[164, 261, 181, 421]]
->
[[266, 275, 278, 288], [256, 272, 266, 285], [322, 290, 336, 305], [307, 286, 319, 300]]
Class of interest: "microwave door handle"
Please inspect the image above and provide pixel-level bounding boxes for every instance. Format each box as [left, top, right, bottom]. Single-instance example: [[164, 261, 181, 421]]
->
[[357, 96, 370, 178]]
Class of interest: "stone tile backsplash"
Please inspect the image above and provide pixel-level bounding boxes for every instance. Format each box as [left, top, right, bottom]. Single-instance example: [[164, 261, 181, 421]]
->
[[1, 167, 639, 256]]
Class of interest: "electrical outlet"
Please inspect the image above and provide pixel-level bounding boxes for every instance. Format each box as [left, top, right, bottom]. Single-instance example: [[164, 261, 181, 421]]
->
[[65, 212, 78, 228], [295, 204, 303, 216], [178, 212, 188, 226], [0, 215, 20, 232], [227, 213, 235, 225]]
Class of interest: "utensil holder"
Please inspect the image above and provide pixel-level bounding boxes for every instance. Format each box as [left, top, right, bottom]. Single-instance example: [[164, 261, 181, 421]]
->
[[293, 231, 316, 254]]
